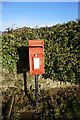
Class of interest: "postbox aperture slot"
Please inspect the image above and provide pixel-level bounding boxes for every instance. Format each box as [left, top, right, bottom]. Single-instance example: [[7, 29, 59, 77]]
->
[[29, 46, 43, 48]]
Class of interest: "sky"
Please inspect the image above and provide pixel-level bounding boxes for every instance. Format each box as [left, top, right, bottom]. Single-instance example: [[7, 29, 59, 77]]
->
[[1, 2, 78, 31]]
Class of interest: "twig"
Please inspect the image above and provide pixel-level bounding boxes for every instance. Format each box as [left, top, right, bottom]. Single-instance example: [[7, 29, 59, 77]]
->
[[7, 96, 14, 118]]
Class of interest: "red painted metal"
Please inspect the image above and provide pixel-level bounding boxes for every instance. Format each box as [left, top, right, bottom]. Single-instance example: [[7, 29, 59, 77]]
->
[[28, 40, 45, 75]]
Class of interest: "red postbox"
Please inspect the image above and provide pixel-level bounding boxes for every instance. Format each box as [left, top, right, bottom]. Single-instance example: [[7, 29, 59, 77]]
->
[[28, 40, 45, 75]]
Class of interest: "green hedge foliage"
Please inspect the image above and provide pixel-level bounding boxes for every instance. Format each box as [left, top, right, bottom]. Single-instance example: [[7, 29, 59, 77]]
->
[[2, 20, 80, 83]]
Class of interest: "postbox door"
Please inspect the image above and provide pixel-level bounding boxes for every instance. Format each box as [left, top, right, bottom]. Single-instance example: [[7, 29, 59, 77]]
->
[[29, 53, 44, 75]]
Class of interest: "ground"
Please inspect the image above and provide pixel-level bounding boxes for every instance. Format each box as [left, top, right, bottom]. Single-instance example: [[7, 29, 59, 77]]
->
[[1, 69, 80, 120]]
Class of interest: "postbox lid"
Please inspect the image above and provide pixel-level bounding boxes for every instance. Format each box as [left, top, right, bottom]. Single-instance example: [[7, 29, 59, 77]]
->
[[28, 40, 44, 47]]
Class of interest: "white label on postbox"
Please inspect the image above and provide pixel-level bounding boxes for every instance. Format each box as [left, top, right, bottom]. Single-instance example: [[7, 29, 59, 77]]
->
[[34, 58, 40, 69]]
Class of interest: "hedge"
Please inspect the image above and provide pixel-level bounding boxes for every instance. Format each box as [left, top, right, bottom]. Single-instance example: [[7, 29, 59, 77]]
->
[[2, 20, 80, 83]]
